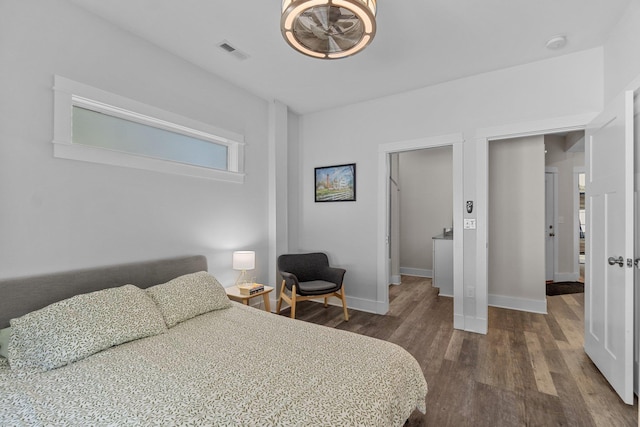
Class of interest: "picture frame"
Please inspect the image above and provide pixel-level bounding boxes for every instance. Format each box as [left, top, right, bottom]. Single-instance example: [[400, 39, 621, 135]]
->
[[315, 163, 356, 202]]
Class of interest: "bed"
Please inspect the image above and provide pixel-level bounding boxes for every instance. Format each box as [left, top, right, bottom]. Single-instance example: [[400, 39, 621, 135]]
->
[[0, 255, 427, 426]]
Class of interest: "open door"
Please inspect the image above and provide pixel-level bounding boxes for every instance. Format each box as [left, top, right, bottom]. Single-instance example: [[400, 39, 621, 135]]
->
[[584, 90, 635, 405]]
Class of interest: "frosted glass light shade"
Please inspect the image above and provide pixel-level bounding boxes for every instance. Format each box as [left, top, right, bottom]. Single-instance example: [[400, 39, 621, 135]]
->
[[232, 251, 255, 271]]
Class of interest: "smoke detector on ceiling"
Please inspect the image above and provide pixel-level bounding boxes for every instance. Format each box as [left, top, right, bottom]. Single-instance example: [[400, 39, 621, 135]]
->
[[545, 35, 567, 50]]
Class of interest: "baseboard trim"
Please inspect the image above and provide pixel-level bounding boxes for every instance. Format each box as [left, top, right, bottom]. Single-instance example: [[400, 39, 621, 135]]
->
[[272, 293, 387, 316], [292, 294, 382, 314], [345, 295, 382, 314], [389, 274, 402, 285], [554, 272, 580, 282], [453, 314, 465, 330], [464, 316, 488, 334], [400, 267, 432, 278], [488, 294, 547, 314]]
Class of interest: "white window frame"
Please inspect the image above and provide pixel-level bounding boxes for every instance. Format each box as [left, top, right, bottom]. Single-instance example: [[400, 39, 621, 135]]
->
[[53, 75, 245, 183]]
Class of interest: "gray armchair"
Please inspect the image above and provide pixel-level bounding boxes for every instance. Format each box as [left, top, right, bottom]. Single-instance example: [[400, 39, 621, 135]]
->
[[276, 252, 349, 321]]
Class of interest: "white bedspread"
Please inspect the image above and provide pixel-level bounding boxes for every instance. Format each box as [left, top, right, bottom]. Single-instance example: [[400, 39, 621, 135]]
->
[[0, 303, 427, 426]]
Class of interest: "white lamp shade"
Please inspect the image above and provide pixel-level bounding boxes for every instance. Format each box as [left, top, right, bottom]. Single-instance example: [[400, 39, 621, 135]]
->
[[232, 251, 255, 271]]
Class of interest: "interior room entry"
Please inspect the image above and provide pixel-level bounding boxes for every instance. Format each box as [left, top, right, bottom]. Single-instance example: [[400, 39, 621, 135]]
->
[[545, 171, 556, 282], [543, 133, 585, 284], [488, 136, 546, 310], [577, 171, 586, 281], [388, 146, 454, 297]]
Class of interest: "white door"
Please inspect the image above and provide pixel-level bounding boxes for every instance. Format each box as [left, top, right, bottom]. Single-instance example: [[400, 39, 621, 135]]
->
[[545, 172, 556, 282], [584, 90, 635, 405]]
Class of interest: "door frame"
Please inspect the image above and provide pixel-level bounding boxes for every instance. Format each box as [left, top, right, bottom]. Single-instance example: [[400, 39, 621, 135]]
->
[[573, 166, 586, 282], [377, 133, 464, 325], [545, 168, 559, 282], [475, 113, 598, 334]]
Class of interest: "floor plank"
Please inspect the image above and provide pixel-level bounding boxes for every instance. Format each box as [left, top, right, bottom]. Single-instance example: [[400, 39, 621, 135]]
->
[[278, 276, 638, 426]]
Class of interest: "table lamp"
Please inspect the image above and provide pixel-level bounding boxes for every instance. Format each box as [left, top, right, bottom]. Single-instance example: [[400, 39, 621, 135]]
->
[[232, 251, 255, 286]]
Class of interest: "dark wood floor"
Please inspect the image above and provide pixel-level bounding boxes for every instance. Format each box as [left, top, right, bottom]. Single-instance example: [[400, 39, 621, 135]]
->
[[278, 276, 637, 426]]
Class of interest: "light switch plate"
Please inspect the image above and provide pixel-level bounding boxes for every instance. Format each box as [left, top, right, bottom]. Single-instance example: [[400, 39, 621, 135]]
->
[[463, 218, 476, 229]]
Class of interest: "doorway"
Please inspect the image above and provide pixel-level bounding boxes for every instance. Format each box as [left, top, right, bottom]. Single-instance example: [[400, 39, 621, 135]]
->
[[544, 132, 585, 285], [488, 136, 546, 313], [376, 133, 464, 327], [545, 170, 557, 282], [486, 133, 585, 314], [389, 146, 454, 296], [575, 170, 586, 283]]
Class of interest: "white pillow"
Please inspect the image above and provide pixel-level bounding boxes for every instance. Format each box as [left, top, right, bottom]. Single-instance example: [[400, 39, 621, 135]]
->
[[9, 284, 166, 371], [146, 271, 231, 328]]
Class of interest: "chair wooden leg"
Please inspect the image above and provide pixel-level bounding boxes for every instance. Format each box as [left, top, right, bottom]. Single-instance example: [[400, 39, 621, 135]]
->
[[340, 287, 349, 321], [276, 280, 285, 314], [324, 297, 328, 308], [290, 285, 297, 319]]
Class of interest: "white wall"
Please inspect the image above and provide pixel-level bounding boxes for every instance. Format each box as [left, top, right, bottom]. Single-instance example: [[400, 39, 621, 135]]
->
[[0, 0, 271, 285], [295, 48, 602, 321], [544, 134, 585, 280], [603, 0, 640, 104], [488, 136, 546, 313], [287, 110, 301, 255], [398, 146, 453, 274]]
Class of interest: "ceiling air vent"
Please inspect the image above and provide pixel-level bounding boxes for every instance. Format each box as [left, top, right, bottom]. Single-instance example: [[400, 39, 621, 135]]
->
[[217, 40, 249, 61]]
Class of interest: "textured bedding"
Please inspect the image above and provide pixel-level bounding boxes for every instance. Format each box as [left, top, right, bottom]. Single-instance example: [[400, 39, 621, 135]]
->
[[0, 302, 427, 426]]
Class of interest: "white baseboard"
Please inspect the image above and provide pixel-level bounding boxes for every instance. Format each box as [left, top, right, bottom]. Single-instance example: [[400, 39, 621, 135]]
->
[[268, 294, 278, 312], [344, 295, 383, 314], [389, 274, 402, 285], [276, 294, 383, 315], [453, 314, 465, 331], [399, 267, 432, 278], [464, 316, 488, 334], [438, 292, 453, 298], [488, 294, 547, 314], [635, 359, 638, 396], [554, 272, 580, 282]]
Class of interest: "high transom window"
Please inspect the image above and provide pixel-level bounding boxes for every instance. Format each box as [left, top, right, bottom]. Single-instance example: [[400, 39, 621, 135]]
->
[[53, 76, 245, 183]]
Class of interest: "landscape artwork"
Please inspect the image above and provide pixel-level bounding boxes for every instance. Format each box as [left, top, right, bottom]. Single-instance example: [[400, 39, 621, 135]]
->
[[315, 163, 356, 202]]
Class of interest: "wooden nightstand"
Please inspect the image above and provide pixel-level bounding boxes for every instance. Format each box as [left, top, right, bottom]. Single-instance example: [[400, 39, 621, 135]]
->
[[225, 285, 274, 312]]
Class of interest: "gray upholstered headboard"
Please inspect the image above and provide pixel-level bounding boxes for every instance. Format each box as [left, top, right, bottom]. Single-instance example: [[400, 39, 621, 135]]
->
[[0, 255, 208, 328]]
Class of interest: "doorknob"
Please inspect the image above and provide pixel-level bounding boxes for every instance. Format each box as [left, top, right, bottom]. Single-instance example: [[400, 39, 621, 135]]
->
[[608, 256, 624, 267]]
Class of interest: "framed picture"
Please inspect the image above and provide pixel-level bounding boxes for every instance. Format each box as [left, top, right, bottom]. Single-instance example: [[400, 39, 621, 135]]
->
[[315, 163, 356, 202]]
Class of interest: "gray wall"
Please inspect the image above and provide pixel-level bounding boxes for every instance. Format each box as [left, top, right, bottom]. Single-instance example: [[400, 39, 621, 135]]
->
[[398, 146, 453, 275], [3, 0, 640, 337], [488, 136, 546, 312], [603, 0, 640, 104], [295, 48, 602, 319], [0, 0, 271, 285]]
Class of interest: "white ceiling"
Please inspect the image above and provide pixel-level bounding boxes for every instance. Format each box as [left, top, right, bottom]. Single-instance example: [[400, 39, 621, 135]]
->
[[69, 0, 631, 115]]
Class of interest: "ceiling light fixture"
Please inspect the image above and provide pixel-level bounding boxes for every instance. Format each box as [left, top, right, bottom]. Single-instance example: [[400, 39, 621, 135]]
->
[[281, 0, 377, 59]]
